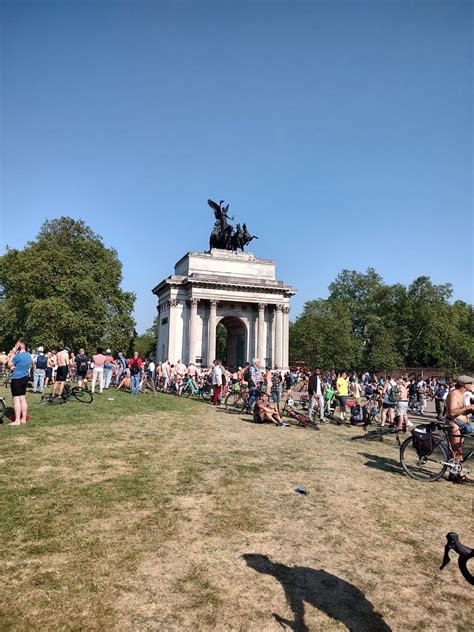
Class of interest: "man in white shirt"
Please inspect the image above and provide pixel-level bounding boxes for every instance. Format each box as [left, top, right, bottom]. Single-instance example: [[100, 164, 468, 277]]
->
[[211, 359, 222, 405]]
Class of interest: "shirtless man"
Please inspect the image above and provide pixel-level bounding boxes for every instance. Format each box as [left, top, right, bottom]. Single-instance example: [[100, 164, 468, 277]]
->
[[52, 346, 70, 398], [445, 375, 474, 482], [256, 393, 289, 427], [175, 359, 187, 395]]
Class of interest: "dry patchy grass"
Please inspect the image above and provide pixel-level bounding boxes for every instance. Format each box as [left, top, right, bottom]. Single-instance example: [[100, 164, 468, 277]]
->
[[0, 387, 472, 631]]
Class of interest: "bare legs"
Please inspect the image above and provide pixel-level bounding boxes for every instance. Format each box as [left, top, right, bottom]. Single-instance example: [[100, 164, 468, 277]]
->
[[9, 395, 27, 425]]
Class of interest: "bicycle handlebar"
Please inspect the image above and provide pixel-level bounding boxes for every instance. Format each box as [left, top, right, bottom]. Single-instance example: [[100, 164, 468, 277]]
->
[[440, 532, 474, 585]]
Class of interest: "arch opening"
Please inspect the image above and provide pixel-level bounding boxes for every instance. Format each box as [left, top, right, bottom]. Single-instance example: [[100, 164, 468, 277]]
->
[[216, 316, 247, 370]]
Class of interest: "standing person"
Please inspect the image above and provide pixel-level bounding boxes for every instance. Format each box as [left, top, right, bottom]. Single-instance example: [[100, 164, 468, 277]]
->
[[351, 378, 362, 403], [211, 359, 222, 405], [128, 352, 143, 396], [175, 359, 187, 395], [336, 371, 349, 423], [417, 378, 427, 416], [115, 352, 127, 385], [380, 375, 398, 427], [8, 339, 32, 426], [445, 376, 474, 482], [161, 358, 171, 390], [270, 367, 282, 411], [103, 349, 115, 389], [91, 347, 106, 394], [52, 346, 70, 399], [75, 348, 89, 388], [248, 358, 262, 409], [434, 382, 447, 420], [395, 376, 411, 430], [33, 346, 47, 394], [44, 350, 56, 390], [308, 368, 326, 423]]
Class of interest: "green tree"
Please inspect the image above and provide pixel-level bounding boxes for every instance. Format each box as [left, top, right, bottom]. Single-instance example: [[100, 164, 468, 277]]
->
[[289, 299, 359, 370], [133, 318, 157, 359], [0, 217, 135, 351]]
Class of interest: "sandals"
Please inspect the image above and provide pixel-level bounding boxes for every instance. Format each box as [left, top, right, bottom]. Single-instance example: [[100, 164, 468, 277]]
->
[[448, 472, 474, 484]]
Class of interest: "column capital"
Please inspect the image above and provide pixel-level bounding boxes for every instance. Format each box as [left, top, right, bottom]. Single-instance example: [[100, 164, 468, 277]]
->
[[169, 299, 179, 308], [282, 305, 290, 315], [258, 302, 267, 312], [209, 299, 218, 308], [274, 304, 284, 312], [187, 297, 200, 307]]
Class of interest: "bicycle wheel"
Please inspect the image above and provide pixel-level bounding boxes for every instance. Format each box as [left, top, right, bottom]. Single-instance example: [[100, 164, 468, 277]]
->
[[400, 435, 448, 481], [225, 392, 245, 414], [200, 386, 212, 401], [72, 387, 93, 403], [0, 399, 5, 421]]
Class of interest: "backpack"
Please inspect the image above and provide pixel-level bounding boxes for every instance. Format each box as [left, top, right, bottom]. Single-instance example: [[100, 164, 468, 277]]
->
[[365, 385, 374, 396], [350, 404, 366, 425], [77, 356, 88, 373], [36, 354, 47, 370], [388, 385, 400, 404], [242, 366, 250, 383], [412, 424, 433, 456], [130, 361, 140, 375]]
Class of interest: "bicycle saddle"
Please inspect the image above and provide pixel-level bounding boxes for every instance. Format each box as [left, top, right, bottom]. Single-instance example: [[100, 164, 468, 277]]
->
[[440, 532, 474, 585]]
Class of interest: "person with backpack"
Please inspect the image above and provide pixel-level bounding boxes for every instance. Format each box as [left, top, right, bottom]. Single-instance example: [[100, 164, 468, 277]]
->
[[381, 375, 399, 427], [33, 346, 47, 394], [128, 352, 143, 396], [75, 348, 89, 388]]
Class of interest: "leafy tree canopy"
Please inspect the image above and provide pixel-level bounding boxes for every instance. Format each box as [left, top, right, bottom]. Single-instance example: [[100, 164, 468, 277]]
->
[[0, 217, 135, 352], [291, 268, 473, 372]]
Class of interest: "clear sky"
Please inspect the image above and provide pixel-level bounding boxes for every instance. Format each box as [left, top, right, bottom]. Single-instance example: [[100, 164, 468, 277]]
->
[[1, 0, 472, 333]]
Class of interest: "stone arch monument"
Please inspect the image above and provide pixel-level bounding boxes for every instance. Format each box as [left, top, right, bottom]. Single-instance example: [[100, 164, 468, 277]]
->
[[151, 200, 296, 370]]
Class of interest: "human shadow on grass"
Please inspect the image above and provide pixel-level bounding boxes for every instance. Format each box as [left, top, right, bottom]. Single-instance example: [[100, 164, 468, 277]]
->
[[243, 554, 391, 632], [358, 452, 404, 476]]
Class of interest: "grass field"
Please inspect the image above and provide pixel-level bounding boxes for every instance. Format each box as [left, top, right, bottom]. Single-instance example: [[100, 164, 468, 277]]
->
[[0, 386, 472, 631]]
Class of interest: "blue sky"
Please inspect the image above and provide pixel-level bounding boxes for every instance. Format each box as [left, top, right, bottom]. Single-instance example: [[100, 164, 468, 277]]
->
[[1, 0, 472, 333]]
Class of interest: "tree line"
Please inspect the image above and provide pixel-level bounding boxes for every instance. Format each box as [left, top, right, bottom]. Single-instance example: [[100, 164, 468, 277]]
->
[[289, 269, 473, 373]]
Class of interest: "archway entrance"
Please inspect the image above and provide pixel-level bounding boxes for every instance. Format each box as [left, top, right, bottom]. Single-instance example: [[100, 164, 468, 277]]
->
[[217, 316, 246, 369]]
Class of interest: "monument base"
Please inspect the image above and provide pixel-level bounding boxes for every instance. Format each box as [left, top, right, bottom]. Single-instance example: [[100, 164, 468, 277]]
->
[[152, 250, 296, 370]]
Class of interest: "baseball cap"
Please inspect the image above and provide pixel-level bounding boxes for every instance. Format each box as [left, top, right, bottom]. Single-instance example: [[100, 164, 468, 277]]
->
[[64, 346, 71, 352], [455, 375, 474, 385], [37, 346, 44, 352], [106, 349, 111, 354]]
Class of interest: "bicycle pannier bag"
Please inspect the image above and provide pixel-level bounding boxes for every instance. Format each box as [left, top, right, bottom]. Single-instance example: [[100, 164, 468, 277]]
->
[[412, 424, 433, 456]]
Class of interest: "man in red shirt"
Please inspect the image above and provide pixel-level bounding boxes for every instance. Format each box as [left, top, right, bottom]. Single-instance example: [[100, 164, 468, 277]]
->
[[128, 352, 143, 396]]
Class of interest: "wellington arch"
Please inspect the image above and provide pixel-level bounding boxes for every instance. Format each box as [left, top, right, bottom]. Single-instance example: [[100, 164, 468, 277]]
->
[[152, 248, 296, 370]]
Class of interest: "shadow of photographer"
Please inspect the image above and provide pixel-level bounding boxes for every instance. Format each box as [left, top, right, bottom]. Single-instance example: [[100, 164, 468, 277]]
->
[[243, 554, 391, 632]]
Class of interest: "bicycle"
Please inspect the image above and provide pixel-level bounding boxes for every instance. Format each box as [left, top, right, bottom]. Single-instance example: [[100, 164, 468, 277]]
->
[[40, 383, 93, 405], [0, 396, 6, 421], [440, 532, 474, 585], [400, 421, 474, 482]]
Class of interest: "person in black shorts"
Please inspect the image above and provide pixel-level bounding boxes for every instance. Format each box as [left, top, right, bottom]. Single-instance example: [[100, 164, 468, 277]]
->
[[75, 348, 89, 387], [52, 346, 70, 398], [9, 339, 32, 426]]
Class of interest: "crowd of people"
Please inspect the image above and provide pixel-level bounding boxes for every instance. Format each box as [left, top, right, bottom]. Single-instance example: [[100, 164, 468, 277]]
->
[[1, 344, 473, 478]]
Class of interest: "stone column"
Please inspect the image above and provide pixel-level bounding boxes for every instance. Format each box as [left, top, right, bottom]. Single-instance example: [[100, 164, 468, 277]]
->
[[274, 304, 283, 369], [207, 299, 218, 367], [155, 304, 161, 361], [168, 299, 179, 362], [257, 303, 266, 361], [282, 305, 290, 369], [188, 297, 199, 365]]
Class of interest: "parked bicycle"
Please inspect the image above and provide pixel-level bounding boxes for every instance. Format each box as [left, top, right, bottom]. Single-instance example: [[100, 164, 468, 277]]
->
[[40, 383, 93, 405], [400, 421, 473, 482]]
